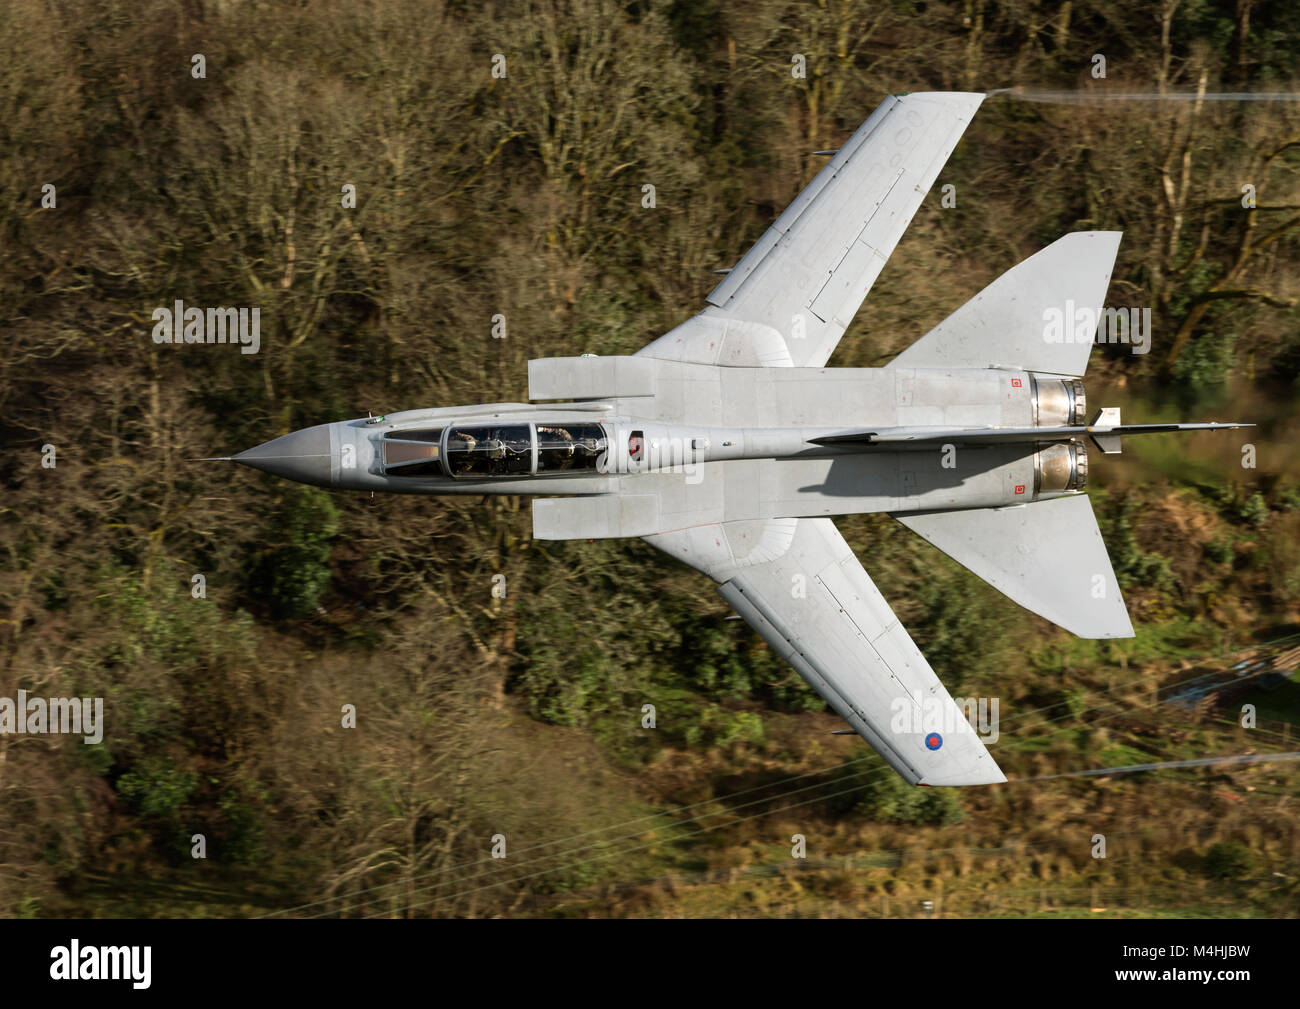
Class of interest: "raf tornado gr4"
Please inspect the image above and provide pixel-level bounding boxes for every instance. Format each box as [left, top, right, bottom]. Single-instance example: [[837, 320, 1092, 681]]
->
[[224, 92, 1247, 786]]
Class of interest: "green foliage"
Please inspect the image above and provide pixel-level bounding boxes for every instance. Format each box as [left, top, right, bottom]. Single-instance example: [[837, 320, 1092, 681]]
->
[[531, 858, 603, 897], [1278, 484, 1300, 512], [217, 789, 268, 866], [1203, 536, 1234, 566], [3, 0, 1298, 919], [675, 705, 765, 749], [685, 620, 824, 711], [96, 567, 230, 669], [850, 768, 966, 826], [117, 758, 196, 823], [514, 642, 620, 727], [1166, 257, 1219, 319], [1098, 743, 1157, 767], [1172, 331, 1237, 404], [1062, 687, 1088, 722], [595, 689, 766, 757], [1094, 495, 1178, 596], [911, 572, 1007, 691], [1196, 481, 1273, 528], [510, 543, 825, 735], [250, 486, 340, 619], [1203, 842, 1254, 881], [1240, 492, 1270, 528]]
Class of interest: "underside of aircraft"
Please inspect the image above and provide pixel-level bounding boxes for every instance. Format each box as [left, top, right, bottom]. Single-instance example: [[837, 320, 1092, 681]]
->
[[231, 92, 1247, 787]]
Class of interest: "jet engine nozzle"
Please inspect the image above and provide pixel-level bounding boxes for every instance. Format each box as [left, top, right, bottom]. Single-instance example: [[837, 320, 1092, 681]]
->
[[1030, 375, 1086, 426], [1035, 440, 1087, 497]]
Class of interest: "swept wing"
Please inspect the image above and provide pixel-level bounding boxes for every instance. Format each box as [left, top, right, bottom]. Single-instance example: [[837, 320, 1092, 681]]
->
[[645, 518, 1005, 786]]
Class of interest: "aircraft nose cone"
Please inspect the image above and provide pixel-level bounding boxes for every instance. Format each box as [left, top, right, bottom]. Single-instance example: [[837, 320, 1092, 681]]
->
[[233, 424, 334, 486]]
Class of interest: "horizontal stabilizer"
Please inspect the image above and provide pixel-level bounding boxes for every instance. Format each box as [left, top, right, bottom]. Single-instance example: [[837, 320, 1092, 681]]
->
[[894, 495, 1134, 639], [887, 231, 1123, 376], [810, 420, 1250, 448]]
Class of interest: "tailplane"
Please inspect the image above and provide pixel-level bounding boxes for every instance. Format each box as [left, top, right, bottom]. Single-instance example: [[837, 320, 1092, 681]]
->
[[893, 494, 1134, 639]]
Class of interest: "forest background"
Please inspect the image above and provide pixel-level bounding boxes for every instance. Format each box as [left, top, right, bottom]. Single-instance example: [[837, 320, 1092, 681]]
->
[[3, 0, 1300, 917]]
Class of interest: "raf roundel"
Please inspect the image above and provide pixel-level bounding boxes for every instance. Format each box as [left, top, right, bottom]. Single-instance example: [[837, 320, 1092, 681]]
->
[[925, 732, 943, 751]]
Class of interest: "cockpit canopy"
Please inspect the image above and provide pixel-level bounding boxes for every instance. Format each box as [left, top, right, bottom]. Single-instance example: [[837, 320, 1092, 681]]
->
[[446, 424, 532, 477], [383, 422, 607, 478], [381, 427, 443, 477], [536, 423, 606, 473]]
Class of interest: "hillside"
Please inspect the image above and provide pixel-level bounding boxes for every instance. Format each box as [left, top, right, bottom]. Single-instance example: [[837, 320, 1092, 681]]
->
[[2, 0, 1299, 918]]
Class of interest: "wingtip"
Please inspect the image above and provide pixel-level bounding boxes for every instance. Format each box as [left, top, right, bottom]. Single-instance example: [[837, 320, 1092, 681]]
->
[[918, 756, 1008, 787], [918, 768, 1008, 787]]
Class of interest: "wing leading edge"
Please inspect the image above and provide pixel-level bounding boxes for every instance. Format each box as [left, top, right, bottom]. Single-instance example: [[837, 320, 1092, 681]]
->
[[645, 518, 1005, 786], [637, 92, 985, 369]]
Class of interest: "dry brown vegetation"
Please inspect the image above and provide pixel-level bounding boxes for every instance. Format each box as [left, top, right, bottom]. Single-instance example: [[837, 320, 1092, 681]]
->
[[2, 0, 1300, 917]]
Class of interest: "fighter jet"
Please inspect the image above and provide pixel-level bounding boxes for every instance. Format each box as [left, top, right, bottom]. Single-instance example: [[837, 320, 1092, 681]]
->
[[227, 92, 1247, 786]]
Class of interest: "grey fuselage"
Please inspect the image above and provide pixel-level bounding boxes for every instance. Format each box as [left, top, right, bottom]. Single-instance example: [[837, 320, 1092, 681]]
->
[[236, 357, 1088, 539]]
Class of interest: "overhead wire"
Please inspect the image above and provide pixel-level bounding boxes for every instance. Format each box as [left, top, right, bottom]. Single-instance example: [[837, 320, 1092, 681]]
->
[[350, 659, 1298, 918]]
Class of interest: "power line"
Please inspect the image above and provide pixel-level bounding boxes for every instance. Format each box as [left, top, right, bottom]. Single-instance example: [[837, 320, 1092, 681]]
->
[[355, 662, 1294, 918], [1021, 750, 1300, 781], [274, 650, 1298, 917]]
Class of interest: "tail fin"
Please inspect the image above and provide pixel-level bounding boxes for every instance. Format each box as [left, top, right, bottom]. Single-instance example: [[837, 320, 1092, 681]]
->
[[887, 232, 1122, 377], [894, 494, 1133, 639]]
